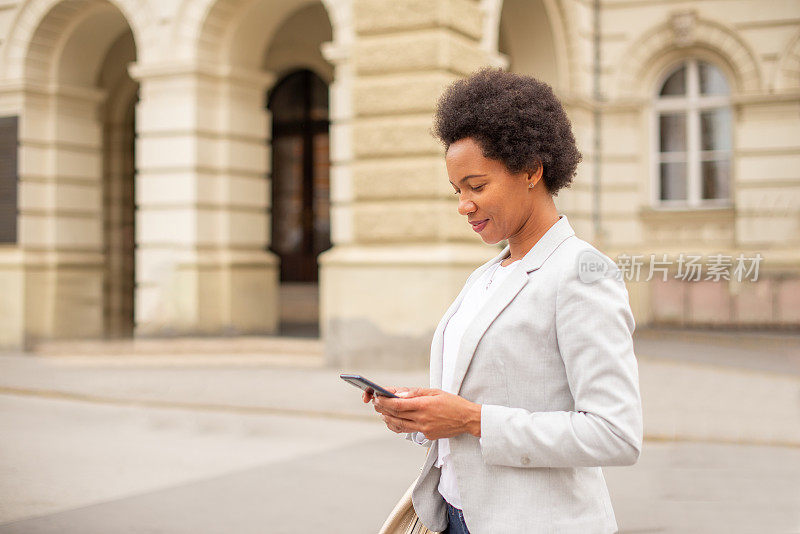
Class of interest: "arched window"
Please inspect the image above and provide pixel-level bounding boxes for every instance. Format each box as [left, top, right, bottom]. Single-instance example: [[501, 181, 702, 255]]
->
[[654, 59, 732, 206]]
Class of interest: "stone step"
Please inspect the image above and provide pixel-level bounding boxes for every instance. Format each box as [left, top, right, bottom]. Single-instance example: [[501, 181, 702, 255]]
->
[[30, 336, 324, 358]]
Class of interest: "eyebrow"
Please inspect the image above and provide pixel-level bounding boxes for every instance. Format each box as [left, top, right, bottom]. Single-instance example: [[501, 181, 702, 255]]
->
[[449, 174, 487, 186]]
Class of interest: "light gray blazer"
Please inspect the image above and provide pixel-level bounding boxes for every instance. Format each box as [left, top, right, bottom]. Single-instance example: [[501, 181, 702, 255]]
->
[[411, 216, 643, 534]]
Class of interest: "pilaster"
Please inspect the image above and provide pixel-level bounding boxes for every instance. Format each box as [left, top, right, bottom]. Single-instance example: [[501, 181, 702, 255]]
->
[[12, 83, 107, 346], [130, 61, 279, 336], [319, 0, 496, 368]]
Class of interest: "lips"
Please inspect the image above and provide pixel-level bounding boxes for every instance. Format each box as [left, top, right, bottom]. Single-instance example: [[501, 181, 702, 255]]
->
[[470, 219, 489, 233]]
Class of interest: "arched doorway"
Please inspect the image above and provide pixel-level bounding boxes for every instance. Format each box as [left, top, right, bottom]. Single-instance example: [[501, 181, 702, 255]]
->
[[191, 0, 334, 338], [498, 0, 560, 88], [261, 3, 333, 337], [267, 69, 331, 284], [496, 0, 588, 234], [99, 28, 138, 339], [15, 0, 139, 341]]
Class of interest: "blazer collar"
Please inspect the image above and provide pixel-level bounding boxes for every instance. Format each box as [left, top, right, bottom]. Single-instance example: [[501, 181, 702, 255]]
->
[[430, 214, 575, 393], [498, 214, 575, 273]]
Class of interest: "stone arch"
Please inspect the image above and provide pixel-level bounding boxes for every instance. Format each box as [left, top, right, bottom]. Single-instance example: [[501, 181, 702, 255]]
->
[[166, 0, 338, 336], [5, 0, 144, 341], [482, 0, 575, 91], [262, 3, 333, 84], [97, 27, 138, 338], [550, 0, 580, 92], [775, 31, 800, 90], [171, 0, 343, 67], [1, 0, 155, 81], [615, 13, 761, 99]]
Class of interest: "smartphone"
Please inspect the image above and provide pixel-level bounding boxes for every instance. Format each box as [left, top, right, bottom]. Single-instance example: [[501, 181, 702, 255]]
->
[[339, 374, 398, 398]]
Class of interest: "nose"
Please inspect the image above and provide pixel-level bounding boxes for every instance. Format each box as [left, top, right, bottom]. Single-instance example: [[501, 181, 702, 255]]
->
[[458, 196, 476, 216]]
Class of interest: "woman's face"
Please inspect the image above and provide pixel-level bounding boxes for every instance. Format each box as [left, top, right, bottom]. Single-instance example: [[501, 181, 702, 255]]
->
[[446, 137, 537, 245]]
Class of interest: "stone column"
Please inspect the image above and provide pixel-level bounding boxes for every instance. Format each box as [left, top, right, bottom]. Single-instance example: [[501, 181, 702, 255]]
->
[[319, 0, 496, 369], [130, 62, 278, 337], [13, 84, 108, 346]]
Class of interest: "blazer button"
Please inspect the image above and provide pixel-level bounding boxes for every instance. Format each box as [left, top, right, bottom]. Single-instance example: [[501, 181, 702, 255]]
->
[[521, 456, 531, 465]]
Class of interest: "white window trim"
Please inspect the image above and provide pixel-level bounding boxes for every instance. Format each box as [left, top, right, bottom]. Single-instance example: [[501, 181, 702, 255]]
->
[[651, 59, 733, 209]]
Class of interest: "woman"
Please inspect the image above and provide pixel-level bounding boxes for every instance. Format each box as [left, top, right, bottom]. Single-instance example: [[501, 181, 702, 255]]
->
[[364, 68, 643, 534]]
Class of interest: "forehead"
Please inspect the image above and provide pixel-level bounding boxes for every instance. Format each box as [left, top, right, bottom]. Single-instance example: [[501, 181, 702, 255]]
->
[[445, 138, 508, 179], [445, 138, 485, 164]]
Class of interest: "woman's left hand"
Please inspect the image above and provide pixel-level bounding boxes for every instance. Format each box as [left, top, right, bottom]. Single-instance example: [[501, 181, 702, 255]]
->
[[372, 389, 481, 440]]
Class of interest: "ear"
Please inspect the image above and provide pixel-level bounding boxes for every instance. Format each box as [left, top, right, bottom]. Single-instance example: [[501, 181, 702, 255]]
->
[[526, 161, 544, 188]]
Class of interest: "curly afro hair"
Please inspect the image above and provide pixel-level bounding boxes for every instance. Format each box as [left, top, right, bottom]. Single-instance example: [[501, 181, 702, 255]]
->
[[433, 68, 581, 195]]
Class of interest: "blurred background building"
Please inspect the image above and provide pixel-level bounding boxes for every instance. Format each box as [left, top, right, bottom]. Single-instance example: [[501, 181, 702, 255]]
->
[[0, 0, 797, 367]]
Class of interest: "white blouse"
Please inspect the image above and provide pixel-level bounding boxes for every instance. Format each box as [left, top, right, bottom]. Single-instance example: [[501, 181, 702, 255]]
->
[[436, 256, 518, 509]]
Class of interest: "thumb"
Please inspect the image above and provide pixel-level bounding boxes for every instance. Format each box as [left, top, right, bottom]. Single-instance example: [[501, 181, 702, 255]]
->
[[396, 388, 436, 398]]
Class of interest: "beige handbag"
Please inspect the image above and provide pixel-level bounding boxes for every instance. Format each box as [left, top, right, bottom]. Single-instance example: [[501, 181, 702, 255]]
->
[[378, 477, 438, 534]]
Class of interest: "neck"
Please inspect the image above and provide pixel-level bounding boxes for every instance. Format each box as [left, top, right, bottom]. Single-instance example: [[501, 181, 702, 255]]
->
[[506, 197, 560, 262]]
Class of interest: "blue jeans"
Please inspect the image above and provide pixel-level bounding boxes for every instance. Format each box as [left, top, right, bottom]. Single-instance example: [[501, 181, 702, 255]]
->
[[444, 502, 471, 534]]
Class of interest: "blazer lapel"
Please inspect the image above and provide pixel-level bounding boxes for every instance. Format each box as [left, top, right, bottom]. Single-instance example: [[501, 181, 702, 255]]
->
[[450, 215, 576, 395], [429, 247, 510, 389]]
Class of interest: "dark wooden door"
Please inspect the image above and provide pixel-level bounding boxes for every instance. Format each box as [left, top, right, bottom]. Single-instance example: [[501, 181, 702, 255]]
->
[[268, 70, 331, 283]]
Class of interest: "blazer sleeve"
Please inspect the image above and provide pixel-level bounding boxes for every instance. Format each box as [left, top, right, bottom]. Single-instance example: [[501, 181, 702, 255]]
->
[[478, 266, 643, 468], [405, 431, 431, 446]]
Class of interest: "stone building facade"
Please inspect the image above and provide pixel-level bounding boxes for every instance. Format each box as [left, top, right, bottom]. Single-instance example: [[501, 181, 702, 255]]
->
[[0, 0, 797, 366]]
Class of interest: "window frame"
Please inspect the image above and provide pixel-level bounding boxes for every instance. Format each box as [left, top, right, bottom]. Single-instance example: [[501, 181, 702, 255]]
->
[[651, 59, 733, 209]]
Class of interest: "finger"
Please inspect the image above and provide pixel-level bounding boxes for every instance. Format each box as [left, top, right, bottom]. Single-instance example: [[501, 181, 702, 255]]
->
[[372, 394, 394, 407], [371, 386, 398, 399], [385, 395, 432, 413], [373, 400, 407, 417], [393, 387, 438, 399], [382, 412, 411, 425], [373, 402, 404, 418], [374, 387, 410, 401], [382, 415, 401, 433], [406, 388, 441, 397], [382, 413, 416, 433], [373, 396, 415, 415]]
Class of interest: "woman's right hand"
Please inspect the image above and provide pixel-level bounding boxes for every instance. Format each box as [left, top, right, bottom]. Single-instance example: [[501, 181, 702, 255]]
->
[[362, 386, 411, 404]]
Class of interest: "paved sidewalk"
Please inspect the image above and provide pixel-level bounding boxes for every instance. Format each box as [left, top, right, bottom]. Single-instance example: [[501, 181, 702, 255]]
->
[[0, 331, 799, 533], [633, 327, 800, 375], [1, 330, 799, 446], [0, 392, 424, 533], [0, 351, 427, 422], [2, 392, 796, 534]]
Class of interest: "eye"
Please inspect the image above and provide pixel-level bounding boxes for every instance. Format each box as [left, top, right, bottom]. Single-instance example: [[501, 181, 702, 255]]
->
[[471, 185, 485, 192]]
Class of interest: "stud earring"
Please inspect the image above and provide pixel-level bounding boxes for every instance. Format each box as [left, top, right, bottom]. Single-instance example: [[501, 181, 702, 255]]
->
[[528, 183, 534, 189]]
